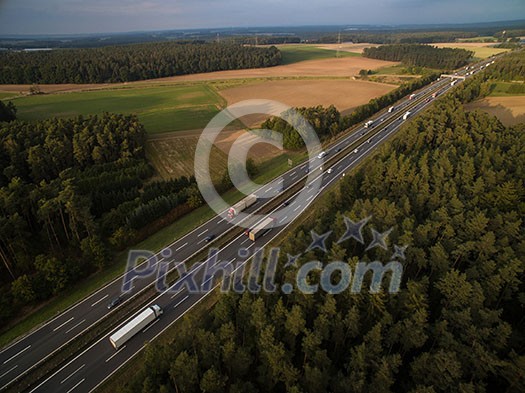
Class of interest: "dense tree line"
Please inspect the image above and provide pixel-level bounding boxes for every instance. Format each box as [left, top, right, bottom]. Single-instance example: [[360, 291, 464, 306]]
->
[[262, 72, 440, 150], [363, 44, 474, 70], [118, 66, 525, 393], [0, 42, 282, 84], [0, 113, 205, 327]]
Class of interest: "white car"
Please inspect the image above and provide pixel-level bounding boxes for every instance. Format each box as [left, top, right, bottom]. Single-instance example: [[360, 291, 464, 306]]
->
[[353, 148, 358, 153], [317, 151, 327, 159], [327, 168, 333, 174]]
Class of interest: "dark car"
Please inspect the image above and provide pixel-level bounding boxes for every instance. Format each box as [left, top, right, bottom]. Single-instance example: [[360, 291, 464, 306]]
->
[[336, 147, 341, 152], [204, 234, 216, 243], [283, 201, 290, 207], [107, 296, 122, 310]]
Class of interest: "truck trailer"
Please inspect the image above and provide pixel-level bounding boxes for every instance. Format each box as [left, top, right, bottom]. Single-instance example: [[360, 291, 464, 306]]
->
[[249, 217, 275, 241], [109, 305, 163, 349], [228, 194, 257, 219]]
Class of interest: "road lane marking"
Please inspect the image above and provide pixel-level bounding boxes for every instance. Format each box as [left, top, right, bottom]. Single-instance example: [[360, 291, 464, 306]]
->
[[241, 237, 249, 245], [60, 364, 85, 384], [293, 205, 301, 212], [53, 317, 74, 332], [0, 365, 17, 379], [174, 295, 189, 309], [105, 347, 126, 363], [2, 345, 31, 364], [66, 378, 85, 393], [307, 195, 314, 202], [197, 229, 209, 237], [226, 257, 236, 266], [175, 242, 188, 252], [281, 215, 288, 222], [246, 243, 255, 249], [265, 186, 273, 192], [170, 289, 182, 299], [90, 294, 109, 307], [290, 171, 296, 176], [216, 218, 225, 224], [202, 277, 213, 287], [65, 319, 86, 334], [142, 319, 160, 333]]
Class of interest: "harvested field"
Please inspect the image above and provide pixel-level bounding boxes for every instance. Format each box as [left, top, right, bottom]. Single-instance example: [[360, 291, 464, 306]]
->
[[0, 56, 398, 95], [465, 97, 525, 126], [316, 43, 378, 54], [219, 79, 397, 126], [147, 128, 282, 180]]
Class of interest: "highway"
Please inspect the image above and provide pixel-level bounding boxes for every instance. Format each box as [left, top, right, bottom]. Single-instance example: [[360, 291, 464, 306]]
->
[[0, 57, 495, 392]]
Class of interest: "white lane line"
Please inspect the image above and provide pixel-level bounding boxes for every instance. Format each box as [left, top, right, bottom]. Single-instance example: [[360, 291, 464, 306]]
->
[[142, 319, 160, 333], [217, 217, 225, 224], [90, 294, 109, 307], [65, 319, 86, 334], [2, 345, 31, 364], [241, 237, 249, 245], [226, 257, 236, 266], [290, 171, 296, 176], [173, 295, 189, 309], [265, 186, 273, 193], [197, 229, 209, 237], [60, 364, 85, 384], [281, 215, 288, 222], [175, 242, 188, 252], [291, 174, 297, 180], [66, 378, 85, 393], [105, 346, 126, 363], [246, 243, 255, 249], [170, 289, 182, 299], [53, 317, 74, 332], [0, 365, 18, 379], [307, 195, 314, 202], [293, 205, 301, 212], [202, 277, 213, 287]]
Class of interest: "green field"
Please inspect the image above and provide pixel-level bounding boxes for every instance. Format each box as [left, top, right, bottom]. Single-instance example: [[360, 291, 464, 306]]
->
[[11, 84, 225, 134], [489, 81, 525, 96], [0, 92, 18, 100], [277, 44, 360, 65]]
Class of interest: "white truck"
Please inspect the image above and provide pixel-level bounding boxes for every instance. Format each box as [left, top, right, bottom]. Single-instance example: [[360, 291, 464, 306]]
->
[[402, 111, 411, 120], [249, 217, 274, 241], [228, 194, 257, 219], [450, 80, 458, 87], [388, 106, 395, 113], [109, 305, 163, 349], [409, 94, 416, 100], [364, 120, 374, 128]]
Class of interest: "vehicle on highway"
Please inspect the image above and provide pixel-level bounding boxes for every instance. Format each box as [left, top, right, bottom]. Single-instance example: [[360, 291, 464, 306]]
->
[[109, 305, 163, 349], [403, 111, 412, 120], [327, 168, 333, 174], [336, 147, 341, 152], [388, 106, 395, 112], [317, 151, 327, 159], [249, 217, 275, 241], [353, 148, 358, 153], [204, 234, 216, 243], [283, 201, 290, 207], [228, 194, 257, 218], [409, 93, 416, 100], [107, 296, 122, 310], [364, 120, 374, 128]]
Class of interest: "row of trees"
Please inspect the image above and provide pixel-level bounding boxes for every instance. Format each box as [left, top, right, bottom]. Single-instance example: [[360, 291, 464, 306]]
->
[[363, 44, 473, 70], [117, 59, 525, 393], [0, 43, 282, 84], [0, 101, 16, 122], [318, 31, 479, 44]]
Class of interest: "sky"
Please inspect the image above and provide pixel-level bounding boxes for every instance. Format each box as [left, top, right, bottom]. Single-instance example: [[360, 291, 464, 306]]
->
[[0, 0, 523, 35]]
